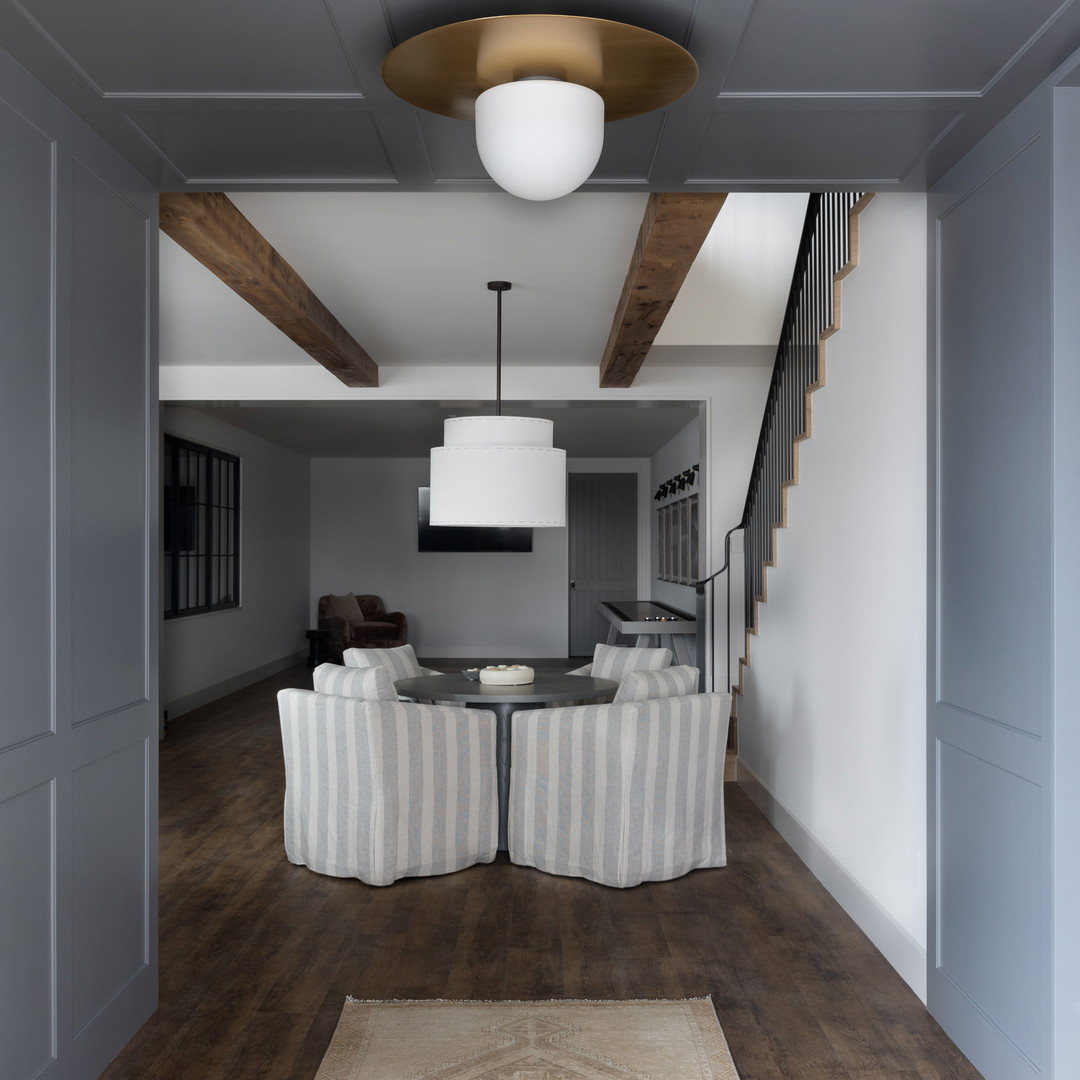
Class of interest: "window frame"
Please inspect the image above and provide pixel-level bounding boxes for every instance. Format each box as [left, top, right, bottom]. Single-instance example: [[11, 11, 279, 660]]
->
[[163, 433, 241, 620]]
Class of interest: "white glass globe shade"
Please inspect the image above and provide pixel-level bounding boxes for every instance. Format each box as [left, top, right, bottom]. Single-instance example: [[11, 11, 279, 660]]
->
[[475, 80, 604, 201]]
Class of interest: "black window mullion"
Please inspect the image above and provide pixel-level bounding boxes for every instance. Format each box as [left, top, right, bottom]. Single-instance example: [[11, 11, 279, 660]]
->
[[164, 434, 240, 620]]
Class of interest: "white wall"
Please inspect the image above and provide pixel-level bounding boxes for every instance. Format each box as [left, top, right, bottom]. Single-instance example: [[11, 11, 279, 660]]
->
[[161, 407, 310, 717], [736, 194, 929, 997], [310, 457, 568, 657]]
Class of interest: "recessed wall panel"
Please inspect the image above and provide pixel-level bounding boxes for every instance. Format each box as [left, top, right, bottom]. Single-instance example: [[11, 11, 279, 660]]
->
[[14, 0, 361, 94], [0, 780, 55, 1080], [936, 139, 1050, 735], [124, 108, 394, 183], [71, 740, 148, 1031], [0, 99, 54, 749], [689, 109, 959, 183], [936, 740, 1043, 1067], [722, 0, 1064, 94], [69, 163, 148, 724]]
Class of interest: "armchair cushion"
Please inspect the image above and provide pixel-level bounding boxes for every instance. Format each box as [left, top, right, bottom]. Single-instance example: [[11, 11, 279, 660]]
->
[[613, 665, 699, 703], [313, 662, 397, 701], [342, 644, 425, 679], [508, 692, 731, 887], [590, 643, 673, 681], [277, 690, 498, 885], [326, 592, 364, 625]]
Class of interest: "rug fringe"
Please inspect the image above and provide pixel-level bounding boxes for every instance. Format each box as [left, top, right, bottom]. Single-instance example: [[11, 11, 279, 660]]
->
[[343, 995, 714, 1005]]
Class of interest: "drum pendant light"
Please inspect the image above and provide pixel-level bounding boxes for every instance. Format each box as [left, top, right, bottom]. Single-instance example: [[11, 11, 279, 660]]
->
[[429, 282, 566, 527]]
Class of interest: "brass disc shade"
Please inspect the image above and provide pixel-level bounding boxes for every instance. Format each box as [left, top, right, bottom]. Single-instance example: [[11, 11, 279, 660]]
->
[[382, 14, 698, 123]]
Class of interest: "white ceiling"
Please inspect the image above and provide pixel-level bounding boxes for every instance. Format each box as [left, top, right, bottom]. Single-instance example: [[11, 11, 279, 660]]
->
[[160, 191, 806, 456]]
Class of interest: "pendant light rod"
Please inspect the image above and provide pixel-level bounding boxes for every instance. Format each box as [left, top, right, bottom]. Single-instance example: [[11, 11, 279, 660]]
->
[[488, 280, 511, 417]]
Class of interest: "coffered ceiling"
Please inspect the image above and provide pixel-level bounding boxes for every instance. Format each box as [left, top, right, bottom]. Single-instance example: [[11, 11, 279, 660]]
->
[[2, 0, 1079, 192]]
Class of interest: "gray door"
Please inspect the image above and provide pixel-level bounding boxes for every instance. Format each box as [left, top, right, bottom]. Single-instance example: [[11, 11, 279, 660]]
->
[[568, 473, 637, 657], [928, 95, 1056, 1079], [0, 53, 159, 1080]]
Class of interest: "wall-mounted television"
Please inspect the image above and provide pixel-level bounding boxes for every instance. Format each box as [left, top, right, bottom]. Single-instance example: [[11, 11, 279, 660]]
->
[[417, 487, 532, 553]]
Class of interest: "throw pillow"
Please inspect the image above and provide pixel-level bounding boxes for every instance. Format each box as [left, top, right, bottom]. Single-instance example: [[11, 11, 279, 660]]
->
[[313, 662, 396, 701], [590, 643, 673, 681], [613, 665, 699, 703], [326, 593, 364, 624], [342, 643, 423, 680]]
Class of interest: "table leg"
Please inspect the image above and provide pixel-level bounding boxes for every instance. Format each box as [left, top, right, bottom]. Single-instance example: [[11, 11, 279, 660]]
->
[[493, 703, 514, 852], [466, 700, 516, 853], [672, 635, 693, 666]]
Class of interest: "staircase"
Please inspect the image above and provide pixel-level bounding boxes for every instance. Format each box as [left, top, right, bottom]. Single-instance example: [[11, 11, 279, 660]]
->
[[719, 192, 875, 700]]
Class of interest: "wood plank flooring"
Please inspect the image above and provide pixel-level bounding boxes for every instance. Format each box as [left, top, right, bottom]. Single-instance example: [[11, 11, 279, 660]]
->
[[99, 665, 983, 1080]]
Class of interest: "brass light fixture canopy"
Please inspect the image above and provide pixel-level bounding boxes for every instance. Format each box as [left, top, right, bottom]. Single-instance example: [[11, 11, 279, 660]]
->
[[382, 14, 698, 122]]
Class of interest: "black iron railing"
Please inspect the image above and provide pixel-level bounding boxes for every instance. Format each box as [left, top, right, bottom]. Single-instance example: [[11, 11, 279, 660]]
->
[[697, 192, 868, 693]]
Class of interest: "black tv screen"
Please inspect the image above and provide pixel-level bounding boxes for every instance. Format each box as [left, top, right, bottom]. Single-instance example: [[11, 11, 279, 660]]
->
[[417, 487, 532, 553]]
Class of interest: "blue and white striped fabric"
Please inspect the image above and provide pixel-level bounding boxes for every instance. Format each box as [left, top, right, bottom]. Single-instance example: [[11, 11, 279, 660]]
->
[[507, 692, 731, 887], [312, 662, 397, 700], [589, 643, 673, 680], [613, 665, 699, 703], [566, 644, 673, 680], [342, 644, 437, 678], [277, 689, 498, 886]]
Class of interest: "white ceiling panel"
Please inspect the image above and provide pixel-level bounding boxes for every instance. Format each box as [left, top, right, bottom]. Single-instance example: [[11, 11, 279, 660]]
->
[[225, 192, 650, 367]]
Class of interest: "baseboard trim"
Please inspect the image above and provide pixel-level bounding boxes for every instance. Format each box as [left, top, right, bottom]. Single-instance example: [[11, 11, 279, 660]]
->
[[737, 760, 927, 1001], [164, 651, 306, 723]]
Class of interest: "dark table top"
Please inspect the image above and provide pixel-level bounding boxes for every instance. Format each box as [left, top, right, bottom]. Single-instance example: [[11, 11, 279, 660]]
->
[[394, 670, 619, 705]]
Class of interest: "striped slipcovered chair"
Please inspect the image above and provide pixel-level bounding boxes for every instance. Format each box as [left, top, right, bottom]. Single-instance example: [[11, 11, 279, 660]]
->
[[507, 691, 731, 887], [342, 644, 441, 701], [277, 689, 498, 886], [565, 642, 673, 679]]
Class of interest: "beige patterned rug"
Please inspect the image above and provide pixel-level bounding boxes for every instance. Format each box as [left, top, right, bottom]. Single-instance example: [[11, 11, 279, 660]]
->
[[315, 997, 740, 1079]]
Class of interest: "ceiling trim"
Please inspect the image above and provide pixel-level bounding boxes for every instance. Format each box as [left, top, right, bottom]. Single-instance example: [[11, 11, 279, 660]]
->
[[598, 192, 727, 389], [158, 192, 379, 387]]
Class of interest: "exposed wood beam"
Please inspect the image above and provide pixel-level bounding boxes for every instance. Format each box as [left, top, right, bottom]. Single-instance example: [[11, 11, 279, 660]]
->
[[159, 192, 378, 388], [599, 192, 728, 389]]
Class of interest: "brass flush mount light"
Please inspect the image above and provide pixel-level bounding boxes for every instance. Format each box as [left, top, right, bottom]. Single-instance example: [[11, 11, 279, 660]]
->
[[382, 14, 697, 200]]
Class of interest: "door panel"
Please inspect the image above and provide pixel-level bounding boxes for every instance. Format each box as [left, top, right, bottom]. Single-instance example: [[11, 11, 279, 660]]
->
[[928, 101, 1050, 1079], [0, 50, 158, 1080], [568, 473, 637, 657]]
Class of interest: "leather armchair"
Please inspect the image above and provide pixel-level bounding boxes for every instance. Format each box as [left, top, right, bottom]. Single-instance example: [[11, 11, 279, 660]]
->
[[318, 593, 407, 663]]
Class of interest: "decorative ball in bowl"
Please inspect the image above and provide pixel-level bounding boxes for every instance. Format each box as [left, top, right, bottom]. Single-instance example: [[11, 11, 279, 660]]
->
[[479, 664, 535, 686]]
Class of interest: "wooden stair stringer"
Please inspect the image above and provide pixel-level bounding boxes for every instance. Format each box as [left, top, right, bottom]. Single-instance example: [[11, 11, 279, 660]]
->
[[731, 193, 875, 702]]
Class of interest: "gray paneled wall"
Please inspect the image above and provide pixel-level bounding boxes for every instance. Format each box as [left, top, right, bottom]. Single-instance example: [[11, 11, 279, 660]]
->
[[928, 50, 1080, 1080], [0, 48, 158, 1080]]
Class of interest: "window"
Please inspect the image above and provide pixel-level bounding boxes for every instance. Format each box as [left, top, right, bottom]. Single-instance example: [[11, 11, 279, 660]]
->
[[164, 434, 240, 619], [657, 493, 699, 585]]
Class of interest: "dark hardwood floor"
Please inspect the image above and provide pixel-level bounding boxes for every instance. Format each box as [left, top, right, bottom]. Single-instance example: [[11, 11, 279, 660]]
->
[[99, 664, 983, 1080]]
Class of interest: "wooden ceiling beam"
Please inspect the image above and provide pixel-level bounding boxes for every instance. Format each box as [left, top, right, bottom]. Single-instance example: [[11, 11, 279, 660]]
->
[[159, 192, 378, 388], [599, 192, 728, 389]]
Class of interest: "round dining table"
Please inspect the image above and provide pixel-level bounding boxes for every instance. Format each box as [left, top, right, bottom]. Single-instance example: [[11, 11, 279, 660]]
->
[[393, 671, 619, 851]]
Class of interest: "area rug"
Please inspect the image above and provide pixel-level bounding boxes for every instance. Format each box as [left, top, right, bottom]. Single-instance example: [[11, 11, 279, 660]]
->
[[314, 997, 740, 1079]]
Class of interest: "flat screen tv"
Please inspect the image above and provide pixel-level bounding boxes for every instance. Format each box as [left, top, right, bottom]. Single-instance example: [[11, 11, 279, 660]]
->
[[417, 487, 532, 553]]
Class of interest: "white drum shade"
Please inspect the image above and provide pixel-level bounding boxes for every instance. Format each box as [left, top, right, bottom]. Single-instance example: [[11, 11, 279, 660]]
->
[[430, 415, 566, 527], [474, 80, 604, 201]]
